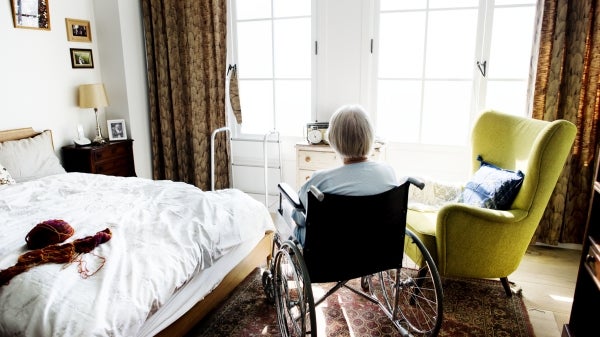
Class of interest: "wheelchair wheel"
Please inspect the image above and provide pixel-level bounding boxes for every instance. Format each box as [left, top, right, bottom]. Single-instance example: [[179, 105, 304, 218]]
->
[[368, 228, 443, 337], [273, 240, 316, 337]]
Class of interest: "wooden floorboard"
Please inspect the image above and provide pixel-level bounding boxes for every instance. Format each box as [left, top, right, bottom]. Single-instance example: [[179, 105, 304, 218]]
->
[[510, 244, 581, 337]]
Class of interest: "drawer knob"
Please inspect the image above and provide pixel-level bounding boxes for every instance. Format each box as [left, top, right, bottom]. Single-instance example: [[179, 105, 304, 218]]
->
[[586, 254, 597, 264], [305, 156, 311, 163]]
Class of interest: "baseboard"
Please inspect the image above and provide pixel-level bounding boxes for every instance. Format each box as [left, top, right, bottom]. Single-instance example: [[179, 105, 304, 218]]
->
[[534, 242, 582, 251]]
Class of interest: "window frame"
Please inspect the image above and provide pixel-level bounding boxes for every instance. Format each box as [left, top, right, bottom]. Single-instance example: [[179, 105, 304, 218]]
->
[[367, 0, 537, 146], [226, 0, 317, 140]]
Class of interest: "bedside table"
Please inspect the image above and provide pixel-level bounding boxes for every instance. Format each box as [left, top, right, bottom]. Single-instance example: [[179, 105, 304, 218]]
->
[[61, 140, 136, 177]]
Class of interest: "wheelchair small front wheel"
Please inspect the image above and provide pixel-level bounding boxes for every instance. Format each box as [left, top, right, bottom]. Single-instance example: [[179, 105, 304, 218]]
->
[[262, 269, 275, 304]]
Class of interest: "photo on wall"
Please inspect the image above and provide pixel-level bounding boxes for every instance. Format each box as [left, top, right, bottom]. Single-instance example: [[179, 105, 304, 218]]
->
[[70, 48, 94, 69], [66, 18, 92, 42]]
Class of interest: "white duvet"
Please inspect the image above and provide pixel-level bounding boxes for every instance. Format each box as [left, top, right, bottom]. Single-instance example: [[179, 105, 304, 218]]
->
[[0, 173, 275, 337]]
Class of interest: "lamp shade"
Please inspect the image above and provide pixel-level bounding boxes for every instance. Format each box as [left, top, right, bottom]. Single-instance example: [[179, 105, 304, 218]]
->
[[78, 83, 109, 108]]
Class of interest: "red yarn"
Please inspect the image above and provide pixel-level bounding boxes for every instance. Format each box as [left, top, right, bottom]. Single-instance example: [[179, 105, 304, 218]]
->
[[25, 219, 74, 249], [0, 228, 112, 286]]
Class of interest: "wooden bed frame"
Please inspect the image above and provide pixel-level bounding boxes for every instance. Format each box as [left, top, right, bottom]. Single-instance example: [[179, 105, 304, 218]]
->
[[0, 127, 41, 142], [0, 127, 276, 337], [156, 231, 274, 336]]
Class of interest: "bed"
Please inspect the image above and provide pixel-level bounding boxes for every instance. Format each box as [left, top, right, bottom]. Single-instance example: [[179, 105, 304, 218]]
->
[[0, 127, 276, 337]]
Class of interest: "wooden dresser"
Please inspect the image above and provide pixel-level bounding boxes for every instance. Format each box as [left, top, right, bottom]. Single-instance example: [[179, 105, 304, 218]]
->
[[61, 140, 136, 177], [562, 151, 600, 336], [295, 142, 386, 188]]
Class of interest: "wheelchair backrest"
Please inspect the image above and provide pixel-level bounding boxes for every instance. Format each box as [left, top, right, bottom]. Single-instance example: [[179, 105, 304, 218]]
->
[[303, 180, 414, 283]]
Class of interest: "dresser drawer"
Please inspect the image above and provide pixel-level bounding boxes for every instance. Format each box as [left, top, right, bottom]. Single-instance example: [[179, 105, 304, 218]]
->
[[297, 169, 315, 186], [297, 149, 339, 170], [93, 157, 129, 174], [94, 143, 129, 161], [586, 237, 600, 290]]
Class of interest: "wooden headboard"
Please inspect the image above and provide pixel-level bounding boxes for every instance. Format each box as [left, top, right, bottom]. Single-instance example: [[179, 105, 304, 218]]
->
[[0, 127, 41, 142]]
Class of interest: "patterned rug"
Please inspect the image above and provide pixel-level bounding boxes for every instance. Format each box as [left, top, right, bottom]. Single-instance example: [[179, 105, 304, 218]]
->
[[185, 268, 534, 337]]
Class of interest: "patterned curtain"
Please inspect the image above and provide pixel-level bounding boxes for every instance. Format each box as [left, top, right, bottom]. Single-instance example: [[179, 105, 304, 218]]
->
[[140, 0, 230, 190], [529, 0, 600, 244]]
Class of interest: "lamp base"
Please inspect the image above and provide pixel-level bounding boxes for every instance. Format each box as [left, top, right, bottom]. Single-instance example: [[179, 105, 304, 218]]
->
[[92, 136, 107, 145], [92, 108, 106, 145]]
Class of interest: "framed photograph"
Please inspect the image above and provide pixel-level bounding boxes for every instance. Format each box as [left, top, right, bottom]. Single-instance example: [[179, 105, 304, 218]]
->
[[70, 48, 93, 69], [65, 18, 91, 42], [107, 119, 127, 141], [11, 0, 51, 30]]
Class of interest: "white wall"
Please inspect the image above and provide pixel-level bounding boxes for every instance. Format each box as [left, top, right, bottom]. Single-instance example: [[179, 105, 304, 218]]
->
[[0, 0, 152, 178], [1, 1, 101, 149], [93, 1, 152, 178]]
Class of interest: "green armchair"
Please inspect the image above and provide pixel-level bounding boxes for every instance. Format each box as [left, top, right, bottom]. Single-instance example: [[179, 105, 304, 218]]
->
[[405, 110, 576, 296]]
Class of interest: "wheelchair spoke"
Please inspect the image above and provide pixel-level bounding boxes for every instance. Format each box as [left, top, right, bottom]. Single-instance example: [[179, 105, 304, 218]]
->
[[364, 231, 442, 337]]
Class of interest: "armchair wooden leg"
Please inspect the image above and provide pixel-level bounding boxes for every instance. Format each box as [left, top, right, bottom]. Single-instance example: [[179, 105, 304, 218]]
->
[[500, 277, 513, 297]]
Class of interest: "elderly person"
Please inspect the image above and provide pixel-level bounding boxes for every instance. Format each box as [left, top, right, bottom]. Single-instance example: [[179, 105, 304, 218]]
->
[[291, 104, 398, 246]]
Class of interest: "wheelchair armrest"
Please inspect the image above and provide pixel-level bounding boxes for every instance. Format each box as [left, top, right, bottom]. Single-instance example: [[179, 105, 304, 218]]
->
[[406, 176, 425, 190], [277, 183, 304, 211]]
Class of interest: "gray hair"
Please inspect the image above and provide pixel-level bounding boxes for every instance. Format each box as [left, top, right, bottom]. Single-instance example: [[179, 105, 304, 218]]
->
[[327, 104, 374, 159]]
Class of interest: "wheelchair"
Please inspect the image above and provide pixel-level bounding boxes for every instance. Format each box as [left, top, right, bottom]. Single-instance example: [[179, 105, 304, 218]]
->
[[262, 177, 443, 337]]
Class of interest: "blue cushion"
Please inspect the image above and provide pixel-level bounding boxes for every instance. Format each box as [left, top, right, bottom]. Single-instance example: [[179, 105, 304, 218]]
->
[[459, 156, 524, 210]]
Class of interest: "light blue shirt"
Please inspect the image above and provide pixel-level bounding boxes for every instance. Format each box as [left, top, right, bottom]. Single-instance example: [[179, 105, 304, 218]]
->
[[291, 160, 398, 246]]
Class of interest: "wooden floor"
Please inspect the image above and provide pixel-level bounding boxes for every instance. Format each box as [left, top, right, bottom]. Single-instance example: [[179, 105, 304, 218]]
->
[[509, 244, 581, 337]]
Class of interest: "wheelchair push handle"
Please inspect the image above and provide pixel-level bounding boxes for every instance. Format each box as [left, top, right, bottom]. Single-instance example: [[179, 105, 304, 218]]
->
[[309, 185, 324, 202]]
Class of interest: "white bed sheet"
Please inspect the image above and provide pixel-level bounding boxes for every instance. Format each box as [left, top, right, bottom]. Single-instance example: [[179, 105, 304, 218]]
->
[[0, 173, 275, 337]]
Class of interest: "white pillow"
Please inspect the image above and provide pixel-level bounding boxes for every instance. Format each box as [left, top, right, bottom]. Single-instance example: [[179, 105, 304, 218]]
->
[[0, 130, 66, 182], [0, 163, 16, 185]]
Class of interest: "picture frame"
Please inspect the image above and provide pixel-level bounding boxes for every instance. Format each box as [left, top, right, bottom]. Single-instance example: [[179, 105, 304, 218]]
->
[[107, 119, 127, 141], [65, 18, 91, 42], [11, 0, 51, 30], [70, 48, 94, 69]]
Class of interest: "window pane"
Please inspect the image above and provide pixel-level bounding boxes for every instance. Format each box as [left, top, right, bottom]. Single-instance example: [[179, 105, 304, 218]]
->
[[485, 80, 528, 116], [380, 0, 427, 11], [429, 0, 479, 8], [488, 7, 536, 79], [425, 9, 478, 78], [237, 21, 272, 78], [495, 0, 536, 5], [273, 0, 310, 17], [376, 80, 422, 142], [421, 81, 471, 145], [235, 0, 271, 20], [275, 80, 311, 136], [239, 80, 274, 134], [274, 18, 311, 78], [379, 12, 426, 78]]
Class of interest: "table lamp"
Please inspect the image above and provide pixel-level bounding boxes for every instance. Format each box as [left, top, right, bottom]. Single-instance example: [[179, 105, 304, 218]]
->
[[78, 83, 109, 145]]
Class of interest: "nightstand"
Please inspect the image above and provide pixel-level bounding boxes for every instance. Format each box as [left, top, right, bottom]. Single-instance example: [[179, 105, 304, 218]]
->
[[61, 140, 136, 177]]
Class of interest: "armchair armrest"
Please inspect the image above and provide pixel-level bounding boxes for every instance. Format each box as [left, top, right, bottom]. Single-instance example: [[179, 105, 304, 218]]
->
[[435, 204, 531, 277]]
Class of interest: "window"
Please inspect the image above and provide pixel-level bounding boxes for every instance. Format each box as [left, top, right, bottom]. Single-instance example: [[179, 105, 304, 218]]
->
[[229, 0, 313, 137], [373, 0, 537, 145]]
